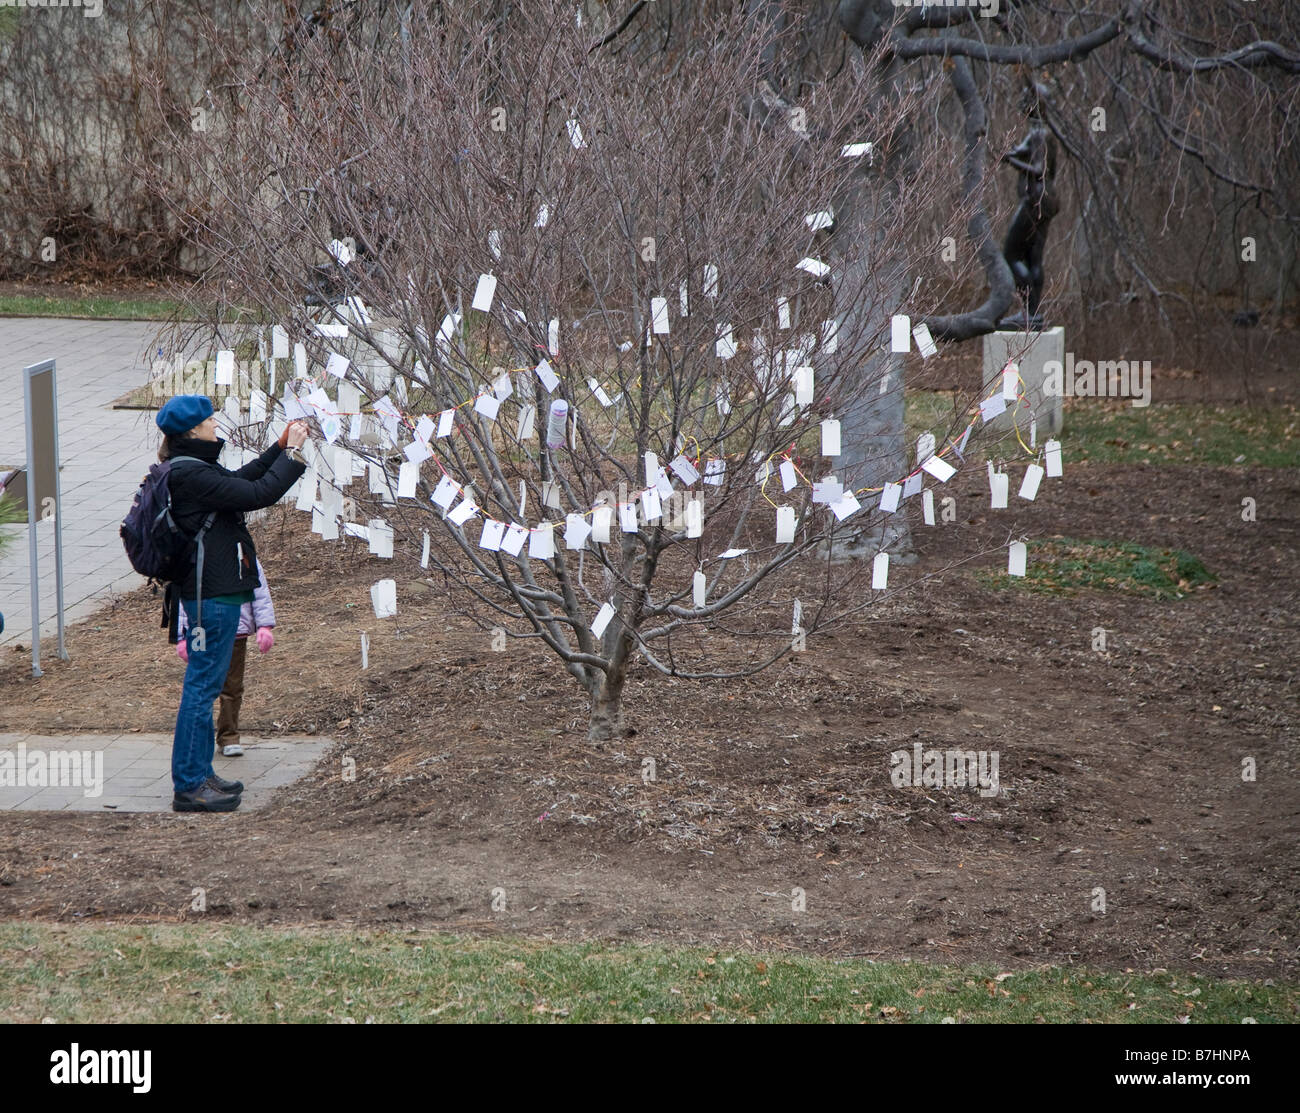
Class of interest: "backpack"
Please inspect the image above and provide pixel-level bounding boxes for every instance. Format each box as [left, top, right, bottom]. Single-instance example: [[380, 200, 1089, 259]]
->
[[120, 457, 216, 584]]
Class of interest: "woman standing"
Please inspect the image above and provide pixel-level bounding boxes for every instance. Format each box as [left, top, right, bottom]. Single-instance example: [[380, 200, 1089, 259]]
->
[[156, 395, 308, 812]]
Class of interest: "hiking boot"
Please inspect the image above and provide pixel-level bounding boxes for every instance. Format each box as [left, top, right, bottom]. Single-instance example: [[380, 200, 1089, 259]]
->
[[221, 742, 244, 757], [206, 773, 244, 795], [172, 782, 241, 813]]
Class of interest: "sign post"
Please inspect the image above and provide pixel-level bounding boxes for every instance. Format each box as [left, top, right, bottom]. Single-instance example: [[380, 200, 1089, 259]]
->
[[23, 359, 68, 677]]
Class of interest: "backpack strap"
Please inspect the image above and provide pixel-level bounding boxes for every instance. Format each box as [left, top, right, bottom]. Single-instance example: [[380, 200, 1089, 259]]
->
[[167, 455, 218, 632]]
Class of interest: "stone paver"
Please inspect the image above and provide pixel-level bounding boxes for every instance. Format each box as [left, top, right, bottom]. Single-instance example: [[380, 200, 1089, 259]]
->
[[0, 318, 209, 650], [0, 732, 332, 813]]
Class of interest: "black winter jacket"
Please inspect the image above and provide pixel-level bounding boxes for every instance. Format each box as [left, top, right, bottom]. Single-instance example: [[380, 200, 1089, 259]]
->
[[166, 437, 307, 600]]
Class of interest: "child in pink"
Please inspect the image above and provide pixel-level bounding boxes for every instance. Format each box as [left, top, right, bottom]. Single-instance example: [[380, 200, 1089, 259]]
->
[[177, 558, 275, 756]]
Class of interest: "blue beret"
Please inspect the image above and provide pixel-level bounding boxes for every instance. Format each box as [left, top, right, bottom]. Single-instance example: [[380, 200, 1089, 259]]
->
[[156, 394, 214, 436]]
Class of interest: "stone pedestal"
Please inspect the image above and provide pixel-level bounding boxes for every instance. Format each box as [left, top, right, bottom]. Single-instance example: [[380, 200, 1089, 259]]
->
[[982, 327, 1064, 436]]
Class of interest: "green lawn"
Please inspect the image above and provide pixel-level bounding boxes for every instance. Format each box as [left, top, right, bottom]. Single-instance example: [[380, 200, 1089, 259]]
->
[[905, 391, 1299, 470], [981, 537, 1217, 601], [0, 923, 1290, 1023], [0, 292, 184, 321]]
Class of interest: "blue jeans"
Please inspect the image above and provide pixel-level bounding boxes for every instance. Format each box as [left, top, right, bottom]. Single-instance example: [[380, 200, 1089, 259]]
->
[[172, 598, 241, 793]]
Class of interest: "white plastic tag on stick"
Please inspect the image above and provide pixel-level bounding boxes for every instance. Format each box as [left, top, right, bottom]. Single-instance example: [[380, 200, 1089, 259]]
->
[[1008, 541, 1027, 577], [370, 579, 397, 618]]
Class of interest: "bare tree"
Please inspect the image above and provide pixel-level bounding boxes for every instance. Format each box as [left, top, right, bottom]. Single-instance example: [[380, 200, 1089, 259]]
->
[[155, 2, 1007, 739]]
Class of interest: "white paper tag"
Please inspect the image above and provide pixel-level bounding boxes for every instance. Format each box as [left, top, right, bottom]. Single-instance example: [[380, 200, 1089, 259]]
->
[[879, 481, 902, 513], [715, 323, 736, 360], [431, 474, 458, 510], [776, 296, 791, 330], [474, 393, 501, 421], [990, 471, 1009, 509], [293, 342, 307, 379], [685, 499, 703, 538], [591, 602, 616, 639], [271, 325, 289, 359], [326, 352, 350, 379], [891, 314, 911, 353], [902, 472, 922, 499], [404, 439, 433, 465], [872, 551, 889, 590], [472, 273, 497, 312], [517, 404, 536, 442], [215, 349, 235, 386], [1019, 463, 1044, 501], [368, 520, 394, 558], [397, 461, 419, 498], [479, 519, 505, 551], [592, 505, 613, 543], [831, 490, 861, 521], [821, 419, 841, 457], [1003, 364, 1019, 401], [921, 454, 956, 482], [780, 459, 797, 492], [776, 505, 796, 543], [704, 459, 726, 487], [421, 530, 430, 568], [912, 322, 937, 358], [693, 571, 706, 607], [502, 523, 528, 557], [796, 257, 829, 278], [821, 318, 838, 353], [1044, 439, 1063, 477], [703, 263, 719, 299], [436, 409, 455, 438], [651, 296, 670, 334], [565, 513, 592, 549], [620, 500, 639, 533], [793, 366, 814, 405], [980, 393, 1007, 422], [535, 359, 560, 392], [528, 522, 555, 559], [641, 488, 662, 521]]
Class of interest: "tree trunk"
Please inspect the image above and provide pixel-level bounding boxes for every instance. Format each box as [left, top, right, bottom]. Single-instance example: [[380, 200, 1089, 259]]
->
[[587, 661, 629, 741]]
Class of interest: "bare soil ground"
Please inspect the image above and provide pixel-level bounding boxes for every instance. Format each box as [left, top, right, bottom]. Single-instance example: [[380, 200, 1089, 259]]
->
[[2, 446, 1296, 979]]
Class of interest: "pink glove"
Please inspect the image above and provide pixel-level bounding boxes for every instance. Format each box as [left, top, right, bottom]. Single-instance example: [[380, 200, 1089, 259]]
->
[[176, 639, 189, 662], [256, 626, 275, 654]]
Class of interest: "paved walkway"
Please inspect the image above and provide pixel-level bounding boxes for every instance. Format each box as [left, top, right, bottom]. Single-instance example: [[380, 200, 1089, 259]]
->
[[0, 733, 331, 812], [0, 318, 191, 650]]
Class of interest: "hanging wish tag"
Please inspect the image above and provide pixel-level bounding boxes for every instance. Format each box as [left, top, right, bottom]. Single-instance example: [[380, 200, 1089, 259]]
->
[[1008, 541, 1027, 577], [872, 551, 889, 590], [1019, 463, 1044, 501], [990, 471, 1009, 509], [1044, 439, 1063, 477]]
